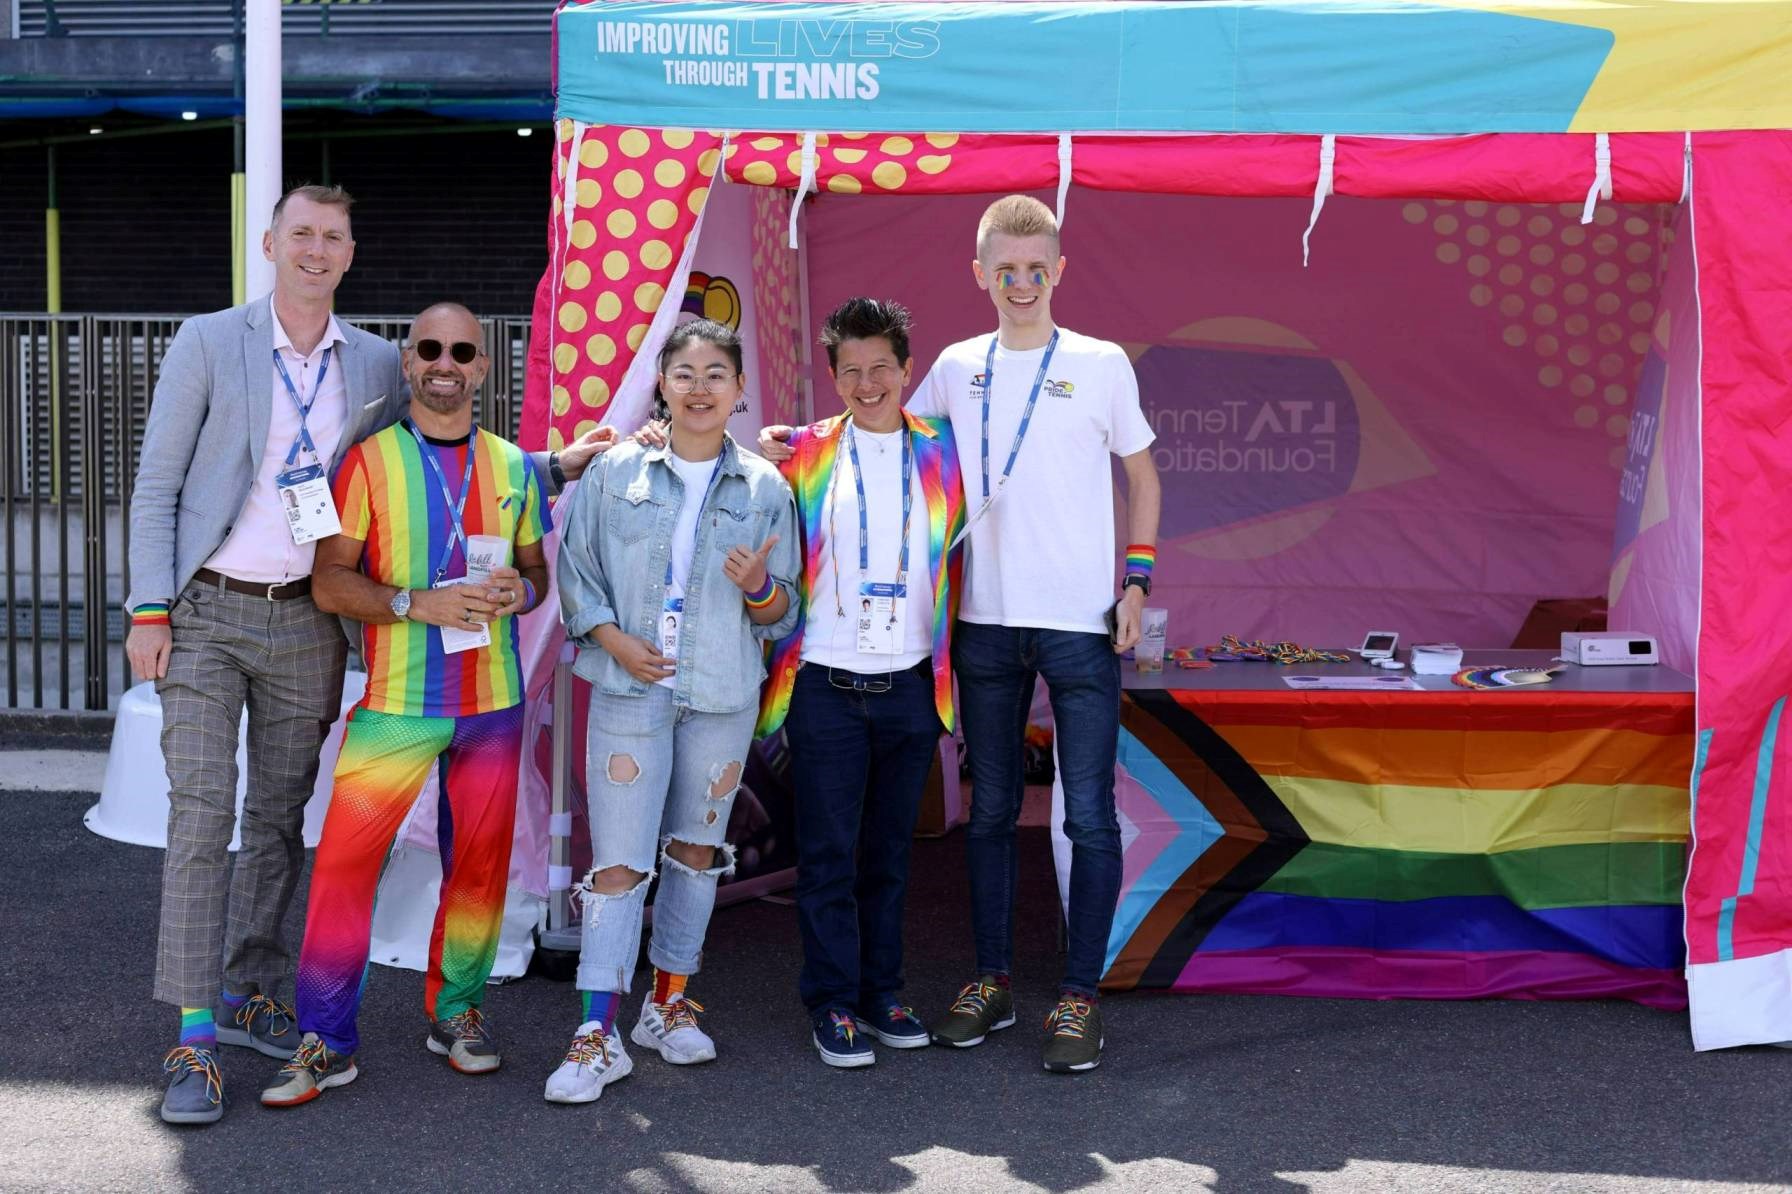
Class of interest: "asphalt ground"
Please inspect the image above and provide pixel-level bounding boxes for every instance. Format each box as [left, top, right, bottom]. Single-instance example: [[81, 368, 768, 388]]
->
[[4, 749, 1790, 1194]]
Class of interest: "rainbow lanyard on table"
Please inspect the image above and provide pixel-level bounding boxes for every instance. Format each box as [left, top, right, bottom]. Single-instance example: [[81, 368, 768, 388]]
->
[[978, 329, 1059, 501], [272, 346, 332, 467], [404, 418, 476, 585]]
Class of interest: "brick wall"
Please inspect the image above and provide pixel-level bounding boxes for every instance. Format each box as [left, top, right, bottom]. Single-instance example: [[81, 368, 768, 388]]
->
[[0, 122, 552, 316]]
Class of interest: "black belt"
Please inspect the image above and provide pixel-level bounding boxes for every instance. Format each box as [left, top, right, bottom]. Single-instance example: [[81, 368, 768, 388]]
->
[[190, 567, 313, 601], [800, 658, 930, 692]]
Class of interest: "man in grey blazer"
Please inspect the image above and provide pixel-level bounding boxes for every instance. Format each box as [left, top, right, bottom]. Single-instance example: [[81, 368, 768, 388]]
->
[[128, 184, 607, 1125]]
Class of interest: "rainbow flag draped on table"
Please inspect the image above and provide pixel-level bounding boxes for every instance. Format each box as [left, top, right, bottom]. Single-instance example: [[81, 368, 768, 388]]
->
[[1096, 688, 1693, 1008]]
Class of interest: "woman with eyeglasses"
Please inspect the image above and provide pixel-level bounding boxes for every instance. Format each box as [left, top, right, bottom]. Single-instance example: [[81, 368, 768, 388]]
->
[[546, 318, 799, 1105], [755, 297, 966, 1068]]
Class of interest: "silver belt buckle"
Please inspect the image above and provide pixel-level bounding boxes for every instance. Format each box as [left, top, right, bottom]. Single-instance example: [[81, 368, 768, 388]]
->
[[264, 581, 281, 602]]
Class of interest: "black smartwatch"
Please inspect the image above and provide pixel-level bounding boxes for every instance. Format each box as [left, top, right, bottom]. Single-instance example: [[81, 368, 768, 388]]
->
[[548, 451, 568, 490], [1122, 574, 1152, 598]]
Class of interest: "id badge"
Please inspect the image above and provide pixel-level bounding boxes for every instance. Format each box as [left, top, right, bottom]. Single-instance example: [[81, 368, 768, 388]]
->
[[276, 464, 341, 546], [434, 576, 491, 654], [660, 597, 684, 661], [856, 581, 906, 655]]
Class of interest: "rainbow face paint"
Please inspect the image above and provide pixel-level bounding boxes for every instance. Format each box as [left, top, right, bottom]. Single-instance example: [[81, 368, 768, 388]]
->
[[995, 268, 1050, 291]]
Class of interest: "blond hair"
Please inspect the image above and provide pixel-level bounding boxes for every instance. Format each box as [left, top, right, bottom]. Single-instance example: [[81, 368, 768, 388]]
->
[[975, 194, 1059, 260]]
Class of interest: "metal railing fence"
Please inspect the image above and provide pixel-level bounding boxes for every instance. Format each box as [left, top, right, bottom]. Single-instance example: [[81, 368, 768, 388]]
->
[[18, 0, 557, 37], [1, 311, 531, 711]]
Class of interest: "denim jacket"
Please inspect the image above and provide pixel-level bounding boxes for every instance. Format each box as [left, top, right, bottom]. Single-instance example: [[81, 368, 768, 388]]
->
[[557, 433, 800, 713]]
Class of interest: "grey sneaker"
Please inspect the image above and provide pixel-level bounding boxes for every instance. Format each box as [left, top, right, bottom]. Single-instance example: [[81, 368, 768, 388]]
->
[[260, 1032, 358, 1107], [214, 992, 299, 1059], [427, 1007, 501, 1074], [930, 976, 1015, 1048], [1041, 993, 1103, 1073], [160, 1046, 224, 1125]]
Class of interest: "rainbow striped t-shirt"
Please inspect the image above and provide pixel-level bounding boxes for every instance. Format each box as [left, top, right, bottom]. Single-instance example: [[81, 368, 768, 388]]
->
[[333, 423, 550, 719]]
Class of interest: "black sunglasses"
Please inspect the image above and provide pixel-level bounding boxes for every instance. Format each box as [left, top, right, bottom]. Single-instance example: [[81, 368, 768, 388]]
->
[[414, 339, 482, 365]]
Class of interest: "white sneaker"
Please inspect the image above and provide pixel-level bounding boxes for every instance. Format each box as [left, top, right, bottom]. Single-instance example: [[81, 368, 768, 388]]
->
[[630, 994, 717, 1065], [542, 1022, 632, 1104]]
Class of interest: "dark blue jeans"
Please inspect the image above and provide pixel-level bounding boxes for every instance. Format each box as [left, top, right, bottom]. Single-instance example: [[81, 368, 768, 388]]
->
[[952, 621, 1122, 997], [787, 661, 943, 1014]]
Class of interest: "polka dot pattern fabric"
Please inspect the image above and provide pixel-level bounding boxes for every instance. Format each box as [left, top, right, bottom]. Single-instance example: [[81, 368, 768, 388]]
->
[[1404, 198, 1671, 470], [543, 122, 724, 451], [748, 186, 805, 430]]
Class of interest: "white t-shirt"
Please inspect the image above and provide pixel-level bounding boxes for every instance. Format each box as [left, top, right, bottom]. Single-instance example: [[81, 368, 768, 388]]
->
[[908, 327, 1154, 634], [800, 425, 934, 674], [659, 452, 719, 688]]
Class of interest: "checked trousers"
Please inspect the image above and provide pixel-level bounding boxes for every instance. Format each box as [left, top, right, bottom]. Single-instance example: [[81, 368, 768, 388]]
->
[[152, 577, 347, 1009]]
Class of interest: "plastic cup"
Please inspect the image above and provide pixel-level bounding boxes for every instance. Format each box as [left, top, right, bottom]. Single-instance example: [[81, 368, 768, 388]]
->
[[1135, 607, 1169, 673], [465, 534, 511, 582]]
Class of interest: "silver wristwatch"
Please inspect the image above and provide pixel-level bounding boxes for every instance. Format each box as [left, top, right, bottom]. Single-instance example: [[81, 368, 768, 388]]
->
[[390, 589, 413, 621]]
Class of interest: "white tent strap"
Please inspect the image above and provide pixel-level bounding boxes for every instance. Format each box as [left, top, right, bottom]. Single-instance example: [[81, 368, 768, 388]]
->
[[1301, 134, 1336, 268], [718, 131, 732, 185], [1681, 131, 1694, 203], [788, 131, 818, 250], [561, 122, 588, 244], [1056, 133, 1074, 229], [1580, 132, 1612, 225]]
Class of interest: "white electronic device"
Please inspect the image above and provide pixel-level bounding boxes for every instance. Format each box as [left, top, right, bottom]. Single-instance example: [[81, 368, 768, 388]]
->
[[1561, 630, 1660, 666], [1374, 658, 1407, 670], [1359, 631, 1399, 660]]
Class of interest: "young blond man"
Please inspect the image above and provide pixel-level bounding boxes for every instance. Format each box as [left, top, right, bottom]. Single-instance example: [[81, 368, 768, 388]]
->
[[764, 196, 1161, 1071]]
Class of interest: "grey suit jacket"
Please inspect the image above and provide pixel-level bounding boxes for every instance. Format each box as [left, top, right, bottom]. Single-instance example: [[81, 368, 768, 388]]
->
[[126, 298, 407, 612]]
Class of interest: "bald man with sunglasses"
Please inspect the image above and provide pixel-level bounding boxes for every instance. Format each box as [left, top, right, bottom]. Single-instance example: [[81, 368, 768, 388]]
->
[[261, 301, 555, 1107], [128, 183, 609, 1126]]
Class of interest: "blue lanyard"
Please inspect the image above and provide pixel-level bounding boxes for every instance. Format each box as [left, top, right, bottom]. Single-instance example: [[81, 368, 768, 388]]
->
[[845, 422, 912, 585], [273, 345, 332, 468], [664, 453, 726, 590], [405, 419, 477, 584], [979, 329, 1059, 501]]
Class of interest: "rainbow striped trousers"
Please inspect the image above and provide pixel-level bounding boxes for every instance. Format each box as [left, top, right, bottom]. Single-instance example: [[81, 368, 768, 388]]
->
[[295, 703, 524, 1055]]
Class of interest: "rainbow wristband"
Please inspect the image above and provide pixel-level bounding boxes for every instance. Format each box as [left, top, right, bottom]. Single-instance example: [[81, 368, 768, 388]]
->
[[744, 577, 779, 610], [132, 603, 171, 626], [1124, 543, 1157, 579]]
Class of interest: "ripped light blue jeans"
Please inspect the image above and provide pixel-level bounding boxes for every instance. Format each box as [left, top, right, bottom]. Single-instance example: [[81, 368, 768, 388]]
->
[[575, 686, 756, 994]]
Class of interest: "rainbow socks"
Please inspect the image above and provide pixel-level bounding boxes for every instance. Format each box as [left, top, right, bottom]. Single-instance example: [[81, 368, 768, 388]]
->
[[651, 968, 689, 1005], [581, 990, 621, 1036], [179, 1007, 216, 1051]]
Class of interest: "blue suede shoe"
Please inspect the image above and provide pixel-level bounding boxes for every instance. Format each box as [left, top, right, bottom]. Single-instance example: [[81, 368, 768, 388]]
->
[[160, 1046, 224, 1125], [811, 1008, 874, 1069], [862, 998, 930, 1049]]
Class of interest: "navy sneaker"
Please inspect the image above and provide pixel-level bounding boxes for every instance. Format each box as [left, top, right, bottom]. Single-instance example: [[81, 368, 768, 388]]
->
[[811, 1008, 874, 1069], [862, 999, 930, 1049], [215, 992, 299, 1059], [160, 1046, 224, 1125]]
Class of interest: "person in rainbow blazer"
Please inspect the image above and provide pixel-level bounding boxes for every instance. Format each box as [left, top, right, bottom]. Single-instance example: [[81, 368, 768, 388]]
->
[[756, 297, 966, 1068]]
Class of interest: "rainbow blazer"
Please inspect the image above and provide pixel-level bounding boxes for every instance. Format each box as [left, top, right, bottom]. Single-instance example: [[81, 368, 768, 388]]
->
[[757, 410, 966, 739]]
